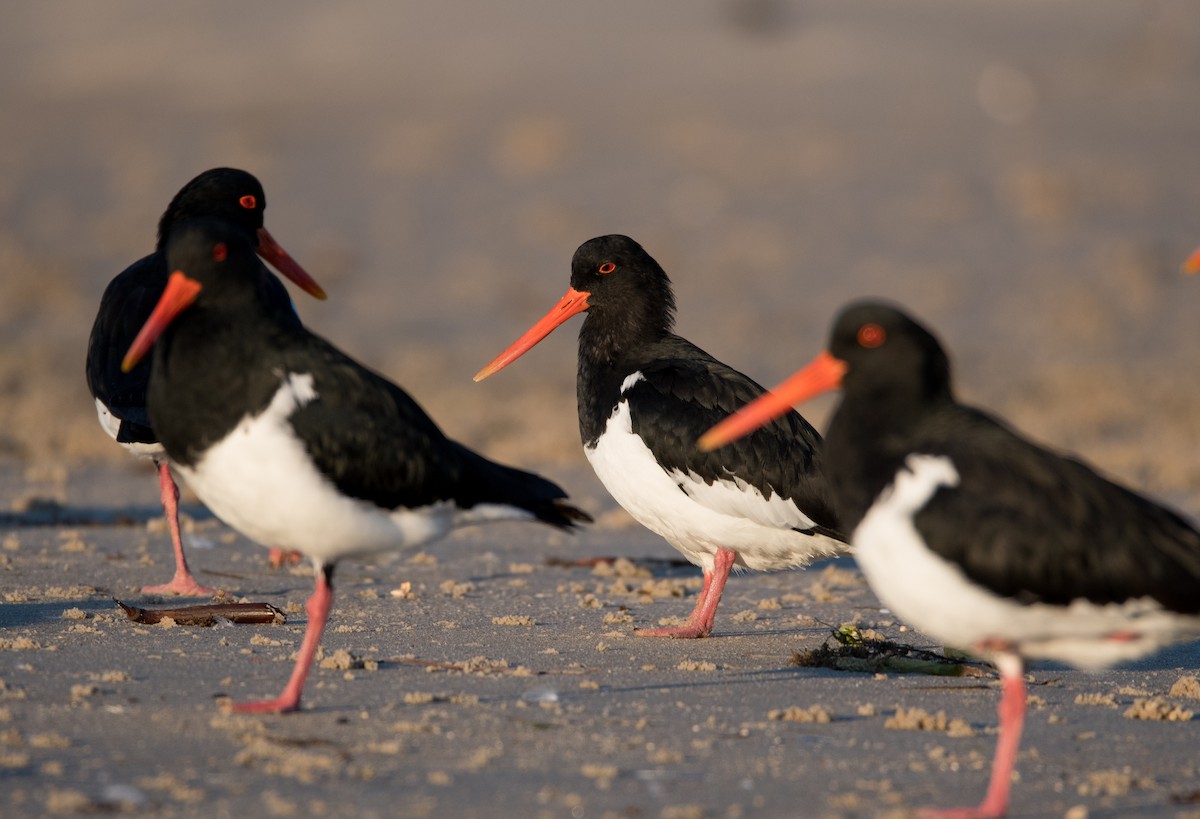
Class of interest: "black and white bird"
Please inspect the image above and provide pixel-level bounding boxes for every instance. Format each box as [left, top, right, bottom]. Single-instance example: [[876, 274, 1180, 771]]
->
[[86, 168, 326, 595], [475, 235, 846, 638], [121, 219, 590, 713], [701, 301, 1200, 818]]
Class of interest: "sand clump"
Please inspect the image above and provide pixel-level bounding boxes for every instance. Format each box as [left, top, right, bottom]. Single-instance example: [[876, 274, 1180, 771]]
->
[[885, 707, 976, 737], [1122, 697, 1194, 722], [768, 705, 833, 724], [491, 615, 535, 626], [1168, 675, 1200, 700]]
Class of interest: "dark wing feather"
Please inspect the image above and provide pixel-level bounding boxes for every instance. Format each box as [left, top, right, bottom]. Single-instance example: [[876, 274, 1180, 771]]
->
[[624, 336, 842, 535], [285, 335, 587, 528], [85, 253, 166, 442], [86, 248, 300, 445], [913, 405, 1200, 613]]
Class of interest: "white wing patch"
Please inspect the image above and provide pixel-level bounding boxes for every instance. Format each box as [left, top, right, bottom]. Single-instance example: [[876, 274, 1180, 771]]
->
[[620, 371, 645, 394], [671, 469, 821, 531], [853, 454, 1199, 670], [276, 370, 318, 407]]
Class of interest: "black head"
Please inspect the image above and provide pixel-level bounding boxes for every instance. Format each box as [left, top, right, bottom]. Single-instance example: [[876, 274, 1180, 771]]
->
[[122, 220, 265, 373], [473, 234, 679, 382], [163, 219, 262, 298], [156, 168, 267, 251], [827, 301, 954, 408], [570, 235, 677, 335], [699, 300, 954, 454]]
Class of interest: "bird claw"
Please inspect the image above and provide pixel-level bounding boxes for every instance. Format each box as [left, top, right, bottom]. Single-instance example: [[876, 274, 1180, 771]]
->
[[141, 575, 220, 597], [634, 624, 712, 639]]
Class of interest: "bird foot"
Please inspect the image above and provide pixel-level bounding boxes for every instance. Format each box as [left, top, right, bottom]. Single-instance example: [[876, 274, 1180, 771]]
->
[[634, 623, 712, 639], [224, 696, 301, 715], [917, 804, 1005, 819], [141, 575, 220, 597]]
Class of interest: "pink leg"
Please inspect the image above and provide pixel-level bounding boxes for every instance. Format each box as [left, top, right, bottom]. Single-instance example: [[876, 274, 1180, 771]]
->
[[230, 565, 333, 714], [918, 652, 1026, 819], [635, 548, 737, 639], [141, 461, 219, 597]]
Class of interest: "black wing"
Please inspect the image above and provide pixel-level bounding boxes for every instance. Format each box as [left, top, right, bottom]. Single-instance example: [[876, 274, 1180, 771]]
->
[[285, 334, 587, 528], [85, 253, 166, 442], [624, 335, 842, 536], [914, 405, 1200, 614], [86, 249, 300, 445]]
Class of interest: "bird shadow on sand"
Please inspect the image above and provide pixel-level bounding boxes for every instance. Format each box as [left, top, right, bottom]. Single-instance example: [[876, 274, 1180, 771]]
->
[[0, 498, 214, 528], [0, 599, 113, 628], [591, 664, 876, 698], [1024, 640, 1200, 674]]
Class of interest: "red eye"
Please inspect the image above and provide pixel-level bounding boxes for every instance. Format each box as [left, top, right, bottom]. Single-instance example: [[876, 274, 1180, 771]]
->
[[598, 262, 616, 275], [239, 195, 257, 210], [213, 243, 228, 262], [857, 323, 886, 348]]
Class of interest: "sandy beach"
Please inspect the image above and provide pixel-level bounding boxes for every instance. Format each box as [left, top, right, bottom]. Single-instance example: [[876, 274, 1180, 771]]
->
[[1, 2, 1199, 816]]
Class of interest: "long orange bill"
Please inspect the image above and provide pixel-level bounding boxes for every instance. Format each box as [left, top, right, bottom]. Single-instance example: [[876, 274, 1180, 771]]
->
[[121, 271, 203, 372], [256, 227, 327, 300], [1184, 244, 1200, 275], [473, 287, 591, 381], [698, 350, 848, 451]]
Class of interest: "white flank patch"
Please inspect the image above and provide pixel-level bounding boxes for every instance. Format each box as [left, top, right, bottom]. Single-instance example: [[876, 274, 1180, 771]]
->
[[854, 453, 1199, 670], [584, 397, 845, 572], [620, 371, 646, 394], [176, 372, 528, 564], [275, 369, 317, 405], [94, 398, 164, 460]]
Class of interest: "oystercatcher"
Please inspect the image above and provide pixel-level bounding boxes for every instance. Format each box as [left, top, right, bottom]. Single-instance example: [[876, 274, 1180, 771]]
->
[[122, 220, 589, 713], [87, 168, 326, 596], [475, 235, 846, 638], [701, 301, 1200, 817]]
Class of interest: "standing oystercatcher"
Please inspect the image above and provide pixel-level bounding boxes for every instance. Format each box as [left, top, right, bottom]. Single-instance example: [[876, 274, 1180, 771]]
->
[[86, 168, 326, 595], [121, 219, 589, 713], [701, 301, 1200, 818], [475, 235, 846, 638]]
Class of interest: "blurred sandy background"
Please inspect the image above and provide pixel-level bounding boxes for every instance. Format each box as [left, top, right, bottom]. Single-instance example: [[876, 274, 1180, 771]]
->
[[2, 0, 1198, 511]]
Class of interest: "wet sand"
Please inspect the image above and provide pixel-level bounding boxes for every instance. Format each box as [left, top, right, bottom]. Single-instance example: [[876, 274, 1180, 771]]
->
[[2, 2, 1199, 816]]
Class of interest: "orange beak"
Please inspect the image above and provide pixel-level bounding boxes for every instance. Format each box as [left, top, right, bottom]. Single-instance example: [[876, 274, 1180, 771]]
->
[[473, 287, 591, 381], [1184, 244, 1200, 276], [120, 271, 203, 372], [256, 227, 327, 300], [699, 350, 848, 451]]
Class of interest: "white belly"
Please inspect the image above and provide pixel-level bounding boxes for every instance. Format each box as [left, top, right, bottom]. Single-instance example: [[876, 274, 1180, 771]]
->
[[853, 453, 1199, 670], [175, 373, 494, 563], [584, 391, 844, 573]]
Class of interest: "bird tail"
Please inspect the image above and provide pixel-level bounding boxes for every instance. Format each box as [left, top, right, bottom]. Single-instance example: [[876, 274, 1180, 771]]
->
[[453, 443, 592, 531], [535, 498, 593, 531]]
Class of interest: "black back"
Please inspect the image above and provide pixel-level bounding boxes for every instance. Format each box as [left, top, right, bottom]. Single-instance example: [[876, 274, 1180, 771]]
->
[[572, 235, 841, 535], [86, 169, 299, 443], [149, 221, 586, 530], [823, 301, 1200, 613]]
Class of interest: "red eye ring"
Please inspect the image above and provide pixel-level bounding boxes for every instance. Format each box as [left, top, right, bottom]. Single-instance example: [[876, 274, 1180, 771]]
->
[[598, 262, 616, 275], [212, 242, 228, 262], [239, 195, 257, 209], [857, 323, 886, 348]]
